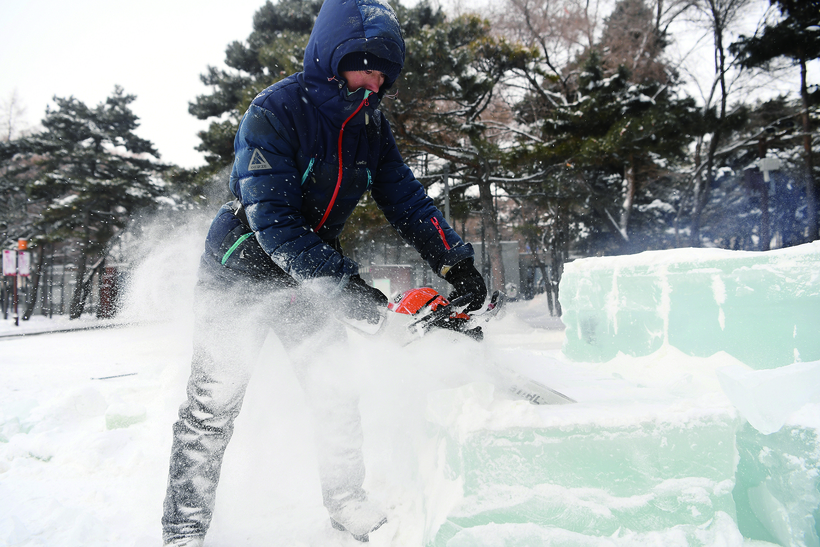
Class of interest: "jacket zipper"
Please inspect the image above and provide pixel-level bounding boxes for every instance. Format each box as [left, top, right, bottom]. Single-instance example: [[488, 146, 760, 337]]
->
[[221, 232, 254, 265], [430, 217, 451, 250], [301, 157, 315, 186], [313, 90, 371, 232]]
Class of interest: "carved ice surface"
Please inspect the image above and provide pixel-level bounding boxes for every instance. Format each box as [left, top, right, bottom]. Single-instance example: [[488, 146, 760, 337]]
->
[[733, 419, 820, 547], [717, 361, 820, 435], [421, 347, 746, 546], [420, 243, 820, 547], [560, 241, 820, 369]]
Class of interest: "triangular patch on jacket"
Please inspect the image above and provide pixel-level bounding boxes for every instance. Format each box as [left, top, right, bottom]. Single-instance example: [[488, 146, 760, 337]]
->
[[248, 149, 273, 171]]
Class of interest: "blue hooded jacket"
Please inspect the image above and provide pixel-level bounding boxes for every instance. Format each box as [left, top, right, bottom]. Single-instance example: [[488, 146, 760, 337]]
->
[[204, 0, 473, 294]]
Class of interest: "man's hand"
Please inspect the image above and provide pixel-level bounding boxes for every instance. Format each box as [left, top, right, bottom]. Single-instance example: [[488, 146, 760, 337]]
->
[[340, 275, 388, 324], [445, 259, 487, 313]]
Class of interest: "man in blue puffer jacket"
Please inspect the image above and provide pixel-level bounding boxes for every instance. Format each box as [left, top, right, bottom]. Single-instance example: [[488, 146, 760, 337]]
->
[[161, 0, 486, 545]]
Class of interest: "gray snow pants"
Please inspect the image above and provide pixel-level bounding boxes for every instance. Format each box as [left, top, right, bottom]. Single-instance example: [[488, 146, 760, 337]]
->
[[161, 271, 366, 543]]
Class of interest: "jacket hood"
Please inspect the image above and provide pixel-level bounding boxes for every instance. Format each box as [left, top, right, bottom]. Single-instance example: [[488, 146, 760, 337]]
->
[[301, 0, 405, 112]]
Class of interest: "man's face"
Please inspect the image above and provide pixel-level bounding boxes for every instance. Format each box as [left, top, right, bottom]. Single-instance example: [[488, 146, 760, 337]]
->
[[341, 70, 386, 93]]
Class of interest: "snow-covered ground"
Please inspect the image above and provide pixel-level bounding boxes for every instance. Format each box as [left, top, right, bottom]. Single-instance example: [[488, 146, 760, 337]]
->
[[0, 294, 568, 547], [2, 228, 818, 546]]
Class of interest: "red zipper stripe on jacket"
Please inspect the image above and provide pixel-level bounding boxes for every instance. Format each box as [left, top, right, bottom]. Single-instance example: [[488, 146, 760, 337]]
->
[[313, 90, 371, 232], [430, 217, 451, 250]]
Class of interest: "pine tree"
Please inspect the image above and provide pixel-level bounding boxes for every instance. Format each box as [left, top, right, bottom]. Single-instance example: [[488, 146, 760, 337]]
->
[[1, 139, 35, 247], [189, 0, 323, 171], [730, 0, 820, 241], [598, 0, 669, 84], [510, 51, 698, 255], [26, 86, 165, 318], [489, 0, 698, 311]]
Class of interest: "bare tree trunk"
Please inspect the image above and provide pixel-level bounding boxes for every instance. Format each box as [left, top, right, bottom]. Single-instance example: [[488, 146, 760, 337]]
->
[[540, 262, 555, 315], [679, 137, 703, 246], [1, 89, 28, 141], [799, 57, 817, 241], [549, 200, 569, 316], [478, 155, 506, 291], [70, 220, 93, 319], [691, 0, 730, 247], [692, 130, 723, 245], [526, 229, 554, 313], [22, 245, 44, 321], [656, 0, 664, 30], [478, 171, 505, 291], [1, 277, 8, 320], [620, 155, 636, 242], [70, 253, 107, 319], [69, 250, 89, 320]]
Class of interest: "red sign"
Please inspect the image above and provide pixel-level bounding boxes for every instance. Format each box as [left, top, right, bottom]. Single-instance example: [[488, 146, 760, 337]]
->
[[2, 250, 14, 275], [2, 250, 31, 276], [17, 251, 31, 276]]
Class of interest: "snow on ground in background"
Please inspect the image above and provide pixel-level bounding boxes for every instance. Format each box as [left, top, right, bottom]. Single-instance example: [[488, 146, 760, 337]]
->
[[0, 314, 125, 338]]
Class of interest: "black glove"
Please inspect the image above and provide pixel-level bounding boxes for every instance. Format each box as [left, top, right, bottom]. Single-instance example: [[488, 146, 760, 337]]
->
[[445, 259, 487, 313], [340, 275, 388, 324]]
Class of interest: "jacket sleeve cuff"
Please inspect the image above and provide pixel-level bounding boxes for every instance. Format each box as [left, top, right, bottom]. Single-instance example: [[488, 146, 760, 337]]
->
[[436, 243, 475, 278]]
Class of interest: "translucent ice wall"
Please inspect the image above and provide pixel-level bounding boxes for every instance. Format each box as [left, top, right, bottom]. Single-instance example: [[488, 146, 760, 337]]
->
[[560, 242, 820, 369], [416, 244, 820, 547], [424, 385, 740, 546], [554, 242, 820, 547]]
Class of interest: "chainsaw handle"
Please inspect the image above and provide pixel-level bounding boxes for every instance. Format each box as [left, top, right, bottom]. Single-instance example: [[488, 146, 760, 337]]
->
[[447, 293, 474, 309], [406, 292, 475, 333], [407, 303, 450, 330]]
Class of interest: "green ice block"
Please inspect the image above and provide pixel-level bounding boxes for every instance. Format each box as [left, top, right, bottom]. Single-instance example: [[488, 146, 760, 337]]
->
[[423, 388, 741, 546], [733, 423, 820, 547], [561, 242, 820, 369]]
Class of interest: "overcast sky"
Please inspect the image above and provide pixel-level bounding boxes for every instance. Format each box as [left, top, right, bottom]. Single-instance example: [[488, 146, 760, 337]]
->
[[1, 0, 811, 170], [0, 0, 267, 168]]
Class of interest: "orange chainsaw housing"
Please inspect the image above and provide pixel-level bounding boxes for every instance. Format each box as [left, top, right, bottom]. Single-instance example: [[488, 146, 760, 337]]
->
[[387, 287, 470, 319]]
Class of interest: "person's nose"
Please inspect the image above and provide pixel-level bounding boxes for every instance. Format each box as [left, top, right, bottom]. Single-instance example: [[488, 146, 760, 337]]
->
[[367, 72, 385, 92]]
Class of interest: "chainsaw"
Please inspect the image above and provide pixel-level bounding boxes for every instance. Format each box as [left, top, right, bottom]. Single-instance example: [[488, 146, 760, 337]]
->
[[387, 287, 506, 343]]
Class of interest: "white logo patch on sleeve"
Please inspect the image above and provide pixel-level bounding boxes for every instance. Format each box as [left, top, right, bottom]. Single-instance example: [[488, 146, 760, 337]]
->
[[248, 148, 273, 171]]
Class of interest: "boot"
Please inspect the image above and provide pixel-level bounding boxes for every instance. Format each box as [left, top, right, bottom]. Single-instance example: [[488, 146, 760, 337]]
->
[[328, 496, 387, 542], [163, 537, 204, 547]]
